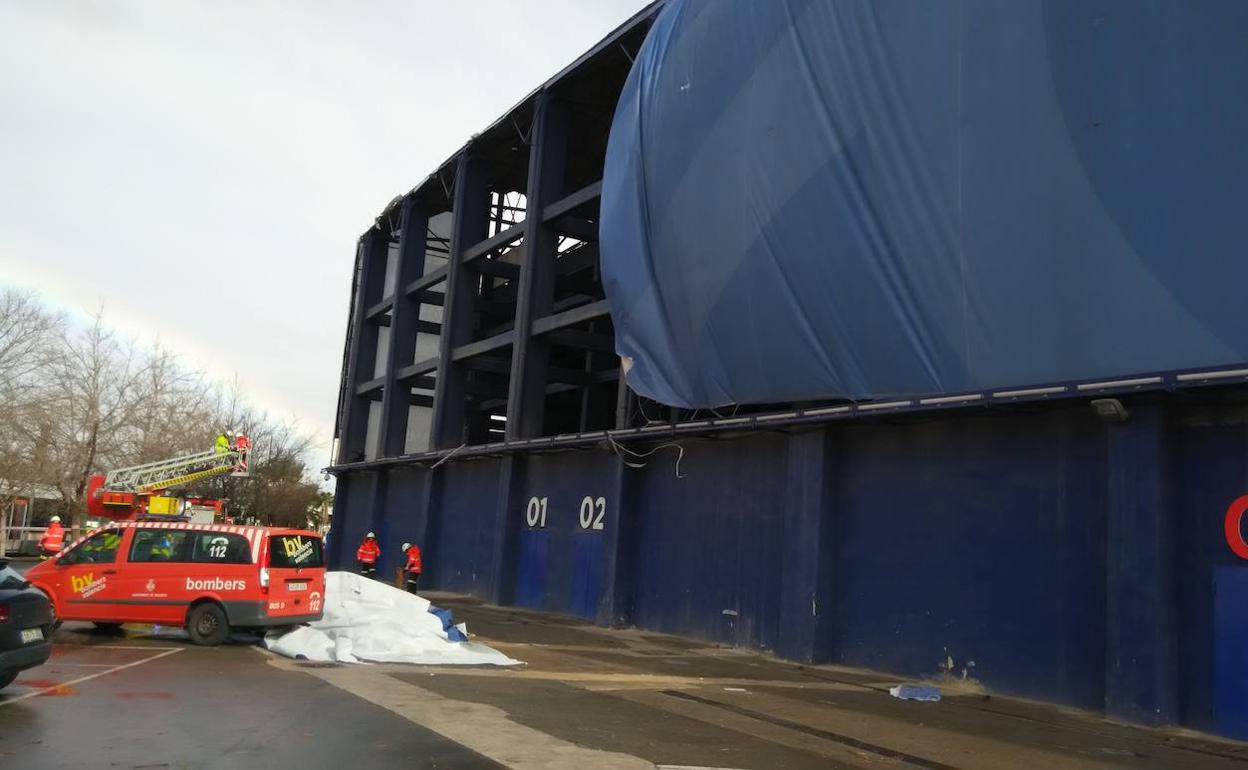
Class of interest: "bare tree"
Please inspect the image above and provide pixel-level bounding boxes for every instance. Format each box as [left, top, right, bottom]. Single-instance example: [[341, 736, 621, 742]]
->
[[0, 288, 63, 522], [42, 311, 154, 524], [2, 290, 326, 530]]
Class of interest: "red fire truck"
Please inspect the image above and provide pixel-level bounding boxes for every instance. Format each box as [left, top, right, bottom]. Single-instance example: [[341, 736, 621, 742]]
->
[[85, 441, 249, 523]]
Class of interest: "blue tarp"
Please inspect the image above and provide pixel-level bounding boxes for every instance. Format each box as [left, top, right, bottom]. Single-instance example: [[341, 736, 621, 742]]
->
[[600, 0, 1248, 408]]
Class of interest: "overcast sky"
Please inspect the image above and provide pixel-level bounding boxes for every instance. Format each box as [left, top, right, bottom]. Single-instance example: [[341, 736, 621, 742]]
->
[[0, 0, 650, 466]]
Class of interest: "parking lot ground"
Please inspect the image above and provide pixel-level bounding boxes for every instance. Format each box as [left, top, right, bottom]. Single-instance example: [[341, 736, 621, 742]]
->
[[0, 622, 499, 769], [326, 592, 1248, 770], [4, 566, 1248, 769]]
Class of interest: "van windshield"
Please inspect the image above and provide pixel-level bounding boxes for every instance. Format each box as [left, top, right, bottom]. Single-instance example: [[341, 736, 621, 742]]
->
[[268, 535, 323, 569]]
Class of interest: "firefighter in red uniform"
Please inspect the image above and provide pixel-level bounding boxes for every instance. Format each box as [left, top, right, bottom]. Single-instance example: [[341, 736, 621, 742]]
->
[[355, 532, 381, 577], [233, 433, 250, 472], [38, 515, 65, 559], [401, 542, 422, 594]]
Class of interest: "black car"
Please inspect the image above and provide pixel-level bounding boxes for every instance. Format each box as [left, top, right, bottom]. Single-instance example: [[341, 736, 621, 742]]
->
[[0, 558, 54, 690]]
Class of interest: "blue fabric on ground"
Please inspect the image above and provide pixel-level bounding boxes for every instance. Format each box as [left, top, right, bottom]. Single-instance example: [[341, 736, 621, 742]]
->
[[428, 606, 454, 631]]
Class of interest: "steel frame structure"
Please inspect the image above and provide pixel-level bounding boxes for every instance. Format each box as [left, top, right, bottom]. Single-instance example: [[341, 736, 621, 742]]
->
[[330, 0, 1248, 475], [323, 3, 1248, 739], [333, 4, 661, 468]]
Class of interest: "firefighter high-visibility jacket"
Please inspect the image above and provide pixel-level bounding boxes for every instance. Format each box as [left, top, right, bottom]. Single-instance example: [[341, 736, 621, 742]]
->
[[151, 536, 174, 561], [356, 538, 380, 565], [39, 522, 64, 554], [215, 434, 229, 454], [403, 544, 422, 575]]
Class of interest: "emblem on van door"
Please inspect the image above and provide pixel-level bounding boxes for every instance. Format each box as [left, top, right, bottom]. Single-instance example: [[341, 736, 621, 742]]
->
[[146, 579, 156, 592]]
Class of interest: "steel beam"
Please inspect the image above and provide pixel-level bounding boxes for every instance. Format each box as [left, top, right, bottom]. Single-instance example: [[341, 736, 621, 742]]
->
[[472, 258, 521, 281], [430, 152, 490, 449], [355, 377, 385, 396], [397, 357, 439, 381], [542, 180, 601, 223], [365, 298, 393, 321], [463, 224, 524, 263], [531, 299, 611, 336], [545, 328, 615, 352], [379, 197, 430, 458], [338, 230, 389, 463], [555, 244, 600, 276], [403, 265, 449, 297], [506, 92, 569, 439], [451, 330, 516, 362], [549, 216, 598, 242]]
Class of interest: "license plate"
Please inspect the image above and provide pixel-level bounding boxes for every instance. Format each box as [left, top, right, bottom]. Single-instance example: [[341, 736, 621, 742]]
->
[[20, 627, 43, 644], [288, 582, 307, 591]]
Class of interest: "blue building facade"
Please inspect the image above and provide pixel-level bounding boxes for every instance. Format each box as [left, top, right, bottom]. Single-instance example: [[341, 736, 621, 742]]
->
[[328, 1, 1248, 740]]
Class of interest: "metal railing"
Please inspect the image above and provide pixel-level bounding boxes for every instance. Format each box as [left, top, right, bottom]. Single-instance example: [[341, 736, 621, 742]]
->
[[104, 450, 240, 493]]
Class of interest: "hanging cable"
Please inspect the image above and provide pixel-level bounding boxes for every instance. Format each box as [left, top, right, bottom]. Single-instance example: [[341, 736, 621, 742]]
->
[[607, 434, 686, 479], [430, 443, 467, 469]]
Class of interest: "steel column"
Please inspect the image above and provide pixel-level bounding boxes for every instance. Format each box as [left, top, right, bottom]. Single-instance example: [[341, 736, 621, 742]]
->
[[431, 154, 490, 449], [1104, 404, 1179, 724], [488, 454, 525, 605], [379, 198, 430, 458], [506, 92, 570, 439], [596, 455, 633, 626], [775, 429, 837, 662], [338, 230, 389, 463]]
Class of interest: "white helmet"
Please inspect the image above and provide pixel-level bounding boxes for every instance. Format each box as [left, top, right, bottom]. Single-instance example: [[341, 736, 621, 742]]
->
[[50, 515, 61, 523], [366, 531, 376, 539], [402, 542, 411, 551]]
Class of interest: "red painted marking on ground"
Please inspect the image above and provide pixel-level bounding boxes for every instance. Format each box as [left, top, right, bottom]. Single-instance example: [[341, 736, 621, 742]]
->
[[17, 678, 60, 689], [17, 678, 77, 696]]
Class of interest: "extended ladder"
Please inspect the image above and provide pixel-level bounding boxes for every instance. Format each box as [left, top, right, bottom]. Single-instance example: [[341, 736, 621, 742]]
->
[[103, 449, 241, 493]]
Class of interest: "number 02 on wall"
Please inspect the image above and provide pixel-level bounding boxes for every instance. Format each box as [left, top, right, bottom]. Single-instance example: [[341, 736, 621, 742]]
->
[[579, 496, 606, 530]]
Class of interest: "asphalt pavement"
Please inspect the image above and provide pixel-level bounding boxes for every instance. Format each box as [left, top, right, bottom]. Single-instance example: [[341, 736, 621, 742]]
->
[[0, 622, 498, 769], [4, 557, 1248, 769]]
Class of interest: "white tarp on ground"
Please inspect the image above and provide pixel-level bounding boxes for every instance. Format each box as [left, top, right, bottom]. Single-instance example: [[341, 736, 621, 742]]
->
[[264, 571, 520, 666]]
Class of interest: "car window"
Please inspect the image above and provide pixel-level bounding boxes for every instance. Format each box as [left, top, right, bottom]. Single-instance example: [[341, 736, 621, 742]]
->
[[61, 530, 123, 565], [189, 532, 251, 564], [268, 535, 323, 568], [0, 562, 28, 589], [129, 529, 192, 563]]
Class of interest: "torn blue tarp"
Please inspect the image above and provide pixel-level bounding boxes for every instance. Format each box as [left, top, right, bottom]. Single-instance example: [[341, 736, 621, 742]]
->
[[600, 0, 1248, 408], [428, 605, 468, 642]]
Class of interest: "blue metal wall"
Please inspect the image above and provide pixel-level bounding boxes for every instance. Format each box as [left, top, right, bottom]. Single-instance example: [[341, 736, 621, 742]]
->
[[512, 451, 616, 618], [329, 394, 1248, 739], [832, 410, 1108, 709], [629, 433, 788, 650]]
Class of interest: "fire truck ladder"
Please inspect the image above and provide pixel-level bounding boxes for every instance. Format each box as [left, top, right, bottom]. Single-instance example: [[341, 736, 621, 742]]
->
[[103, 449, 241, 493]]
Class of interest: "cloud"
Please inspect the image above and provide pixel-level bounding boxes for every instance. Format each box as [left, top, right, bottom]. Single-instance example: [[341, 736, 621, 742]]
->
[[0, 0, 650, 464]]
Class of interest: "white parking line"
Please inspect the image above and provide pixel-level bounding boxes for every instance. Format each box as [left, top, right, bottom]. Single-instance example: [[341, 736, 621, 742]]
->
[[42, 663, 118, 667], [0, 648, 182, 707]]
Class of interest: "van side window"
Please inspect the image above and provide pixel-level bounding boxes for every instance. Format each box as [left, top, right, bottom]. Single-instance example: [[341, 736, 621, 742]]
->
[[190, 533, 251, 564], [268, 535, 323, 568], [129, 529, 192, 563], [60, 530, 122, 565]]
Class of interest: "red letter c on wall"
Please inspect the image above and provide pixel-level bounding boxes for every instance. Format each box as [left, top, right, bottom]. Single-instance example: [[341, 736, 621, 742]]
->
[[1225, 496, 1248, 560]]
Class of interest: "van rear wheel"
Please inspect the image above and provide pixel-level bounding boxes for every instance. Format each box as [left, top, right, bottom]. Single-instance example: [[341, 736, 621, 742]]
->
[[186, 603, 229, 646]]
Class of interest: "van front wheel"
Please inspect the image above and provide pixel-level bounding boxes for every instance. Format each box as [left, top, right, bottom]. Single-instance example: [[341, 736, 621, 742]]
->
[[186, 603, 229, 646]]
